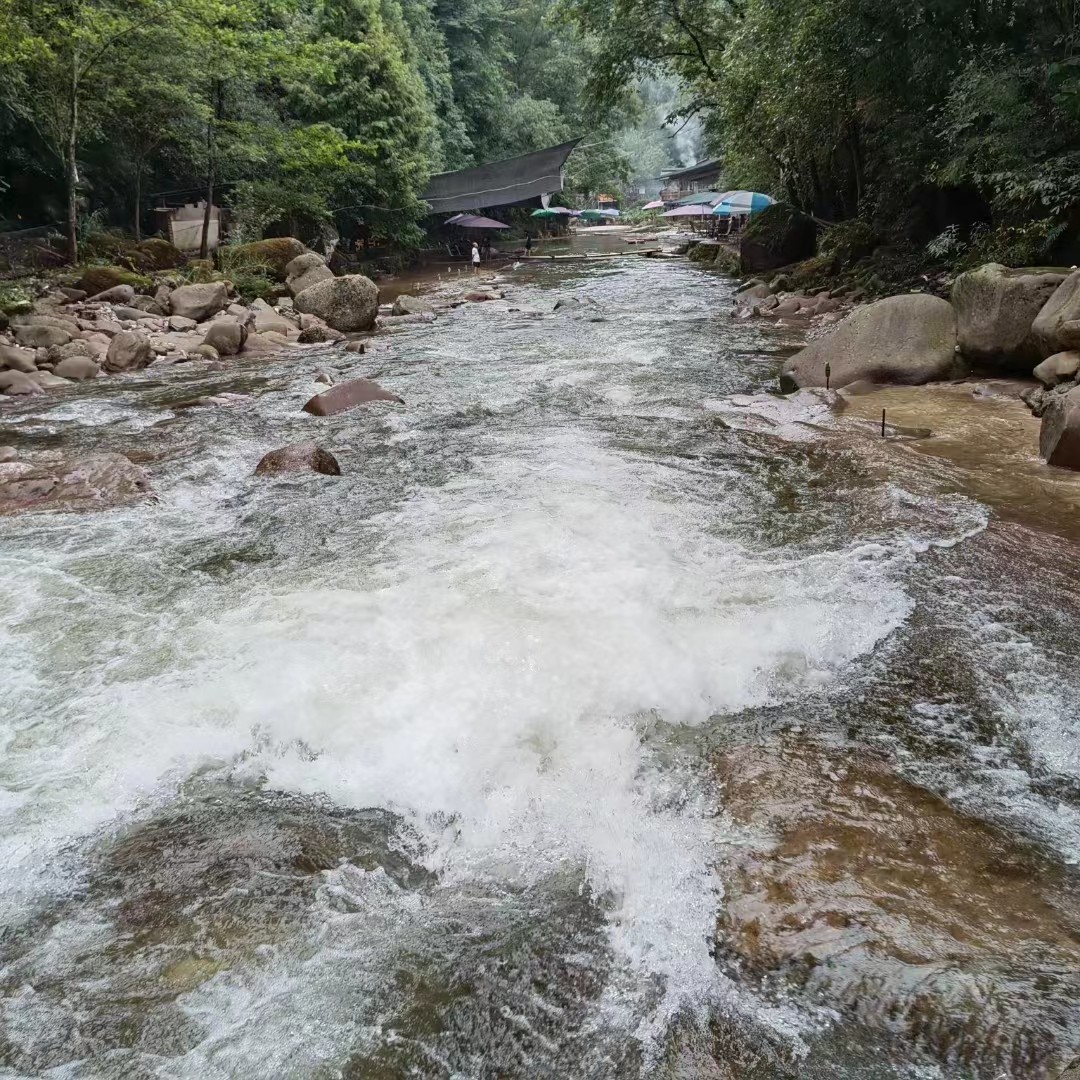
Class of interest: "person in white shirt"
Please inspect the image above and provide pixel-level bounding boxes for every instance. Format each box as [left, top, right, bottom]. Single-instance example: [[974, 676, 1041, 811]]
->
[[471, 242, 481, 272]]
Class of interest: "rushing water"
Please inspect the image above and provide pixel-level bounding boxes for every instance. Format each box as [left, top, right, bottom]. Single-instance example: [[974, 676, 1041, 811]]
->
[[2, 239, 1079, 1079]]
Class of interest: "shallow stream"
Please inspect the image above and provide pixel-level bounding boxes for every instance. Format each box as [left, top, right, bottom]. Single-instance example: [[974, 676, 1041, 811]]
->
[[1, 238, 1079, 1078]]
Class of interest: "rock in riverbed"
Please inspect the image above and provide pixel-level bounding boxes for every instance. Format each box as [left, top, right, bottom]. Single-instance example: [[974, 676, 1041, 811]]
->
[[293, 274, 379, 332], [780, 294, 958, 392], [255, 441, 342, 476], [0, 453, 151, 514], [1040, 384, 1080, 469], [302, 378, 403, 416], [169, 282, 228, 323]]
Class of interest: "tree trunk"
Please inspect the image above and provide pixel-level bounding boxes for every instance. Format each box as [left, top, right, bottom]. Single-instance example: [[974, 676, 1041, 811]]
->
[[134, 163, 142, 242], [66, 56, 79, 265], [199, 81, 220, 260]]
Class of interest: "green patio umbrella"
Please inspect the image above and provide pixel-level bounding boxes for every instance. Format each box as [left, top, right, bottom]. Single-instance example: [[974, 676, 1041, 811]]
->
[[531, 208, 559, 218]]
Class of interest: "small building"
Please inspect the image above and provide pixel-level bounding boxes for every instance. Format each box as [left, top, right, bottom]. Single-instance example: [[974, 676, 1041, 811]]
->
[[151, 200, 222, 253], [659, 158, 724, 203]]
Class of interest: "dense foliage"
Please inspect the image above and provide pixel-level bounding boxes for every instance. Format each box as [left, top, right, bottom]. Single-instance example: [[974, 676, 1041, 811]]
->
[[564, 0, 1080, 261], [0, 0, 674, 259]]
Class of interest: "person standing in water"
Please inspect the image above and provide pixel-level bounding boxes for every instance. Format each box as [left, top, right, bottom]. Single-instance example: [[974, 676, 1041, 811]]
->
[[471, 242, 481, 272], [525, 234, 533, 255]]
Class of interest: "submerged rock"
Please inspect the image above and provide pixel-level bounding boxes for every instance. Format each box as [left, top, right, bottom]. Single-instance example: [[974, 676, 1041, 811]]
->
[[0, 452, 151, 514], [780, 294, 958, 392], [255, 441, 342, 476], [391, 294, 435, 317], [302, 377, 403, 416]]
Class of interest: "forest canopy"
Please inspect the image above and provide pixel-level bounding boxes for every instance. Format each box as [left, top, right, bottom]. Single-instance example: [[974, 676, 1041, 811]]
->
[[0, 0, 682, 259]]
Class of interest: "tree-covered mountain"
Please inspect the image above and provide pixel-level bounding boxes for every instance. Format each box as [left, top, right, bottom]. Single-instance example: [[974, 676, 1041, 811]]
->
[[0, 0, 680, 258]]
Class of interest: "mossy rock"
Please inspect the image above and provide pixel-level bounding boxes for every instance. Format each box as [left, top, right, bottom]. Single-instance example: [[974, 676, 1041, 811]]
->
[[129, 237, 185, 271], [740, 203, 817, 274], [786, 254, 839, 291], [714, 246, 741, 275], [76, 265, 153, 295], [689, 243, 720, 264], [229, 238, 307, 280], [819, 219, 877, 264]]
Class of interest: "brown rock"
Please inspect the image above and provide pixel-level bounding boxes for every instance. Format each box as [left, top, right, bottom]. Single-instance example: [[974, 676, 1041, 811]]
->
[[0, 446, 17, 463], [168, 315, 198, 332], [254, 441, 342, 476], [286, 252, 334, 297], [105, 331, 152, 373], [190, 344, 220, 362], [391, 294, 435, 317], [231, 237, 307, 279], [1040, 385, 1080, 469], [1031, 269, 1080, 357], [241, 333, 284, 356], [293, 274, 378, 332], [302, 378, 403, 416]]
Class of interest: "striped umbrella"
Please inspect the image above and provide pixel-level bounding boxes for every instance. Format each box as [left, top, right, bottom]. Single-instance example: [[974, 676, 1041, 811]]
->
[[661, 204, 714, 218], [677, 190, 736, 206], [713, 191, 775, 217], [641, 199, 665, 211]]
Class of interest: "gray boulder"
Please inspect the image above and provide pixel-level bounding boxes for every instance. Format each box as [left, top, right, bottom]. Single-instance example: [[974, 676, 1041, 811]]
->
[[392, 294, 435, 317], [1031, 269, 1080, 358], [1040, 385, 1080, 469], [129, 295, 168, 316], [29, 371, 72, 389], [0, 452, 150, 515], [293, 274, 378, 332], [168, 315, 198, 332], [169, 282, 228, 322], [0, 345, 37, 374], [780, 293, 958, 392], [0, 370, 45, 396], [104, 330, 152, 373], [202, 317, 247, 357], [1033, 351, 1080, 388], [54, 355, 100, 381], [255, 441, 342, 476], [286, 252, 334, 298], [951, 263, 1066, 368], [253, 308, 293, 335]]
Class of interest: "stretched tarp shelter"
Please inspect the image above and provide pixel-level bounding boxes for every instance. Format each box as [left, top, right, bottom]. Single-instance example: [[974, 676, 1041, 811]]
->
[[423, 140, 581, 214]]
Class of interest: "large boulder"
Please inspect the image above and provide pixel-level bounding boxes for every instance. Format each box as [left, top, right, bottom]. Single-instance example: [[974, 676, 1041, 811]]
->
[[75, 266, 152, 295], [739, 203, 817, 274], [286, 252, 334, 298], [1033, 351, 1080, 388], [252, 307, 294, 336], [1031, 269, 1080, 358], [202, 317, 247, 357], [255, 441, 342, 476], [231, 237, 307, 280], [169, 282, 229, 323], [128, 237, 185, 271], [54, 355, 100, 381], [302, 378, 403, 416], [104, 330, 152, 373], [0, 453, 150, 515], [0, 345, 38, 374], [1039, 385, 1080, 469], [780, 293, 958, 392], [293, 274, 378, 332], [951, 263, 1066, 368], [391, 294, 435, 317]]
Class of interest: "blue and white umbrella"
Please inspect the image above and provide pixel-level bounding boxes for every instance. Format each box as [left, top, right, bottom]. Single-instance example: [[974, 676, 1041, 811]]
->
[[713, 191, 775, 217]]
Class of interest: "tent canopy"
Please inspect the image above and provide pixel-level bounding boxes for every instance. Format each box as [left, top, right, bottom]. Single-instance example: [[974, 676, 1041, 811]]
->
[[445, 214, 511, 229], [423, 140, 581, 213], [677, 189, 735, 206], [662, 204, 714, 217]]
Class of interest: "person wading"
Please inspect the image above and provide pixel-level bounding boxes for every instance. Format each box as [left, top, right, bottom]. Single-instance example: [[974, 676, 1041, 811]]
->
[[525, 234, 533, 255]]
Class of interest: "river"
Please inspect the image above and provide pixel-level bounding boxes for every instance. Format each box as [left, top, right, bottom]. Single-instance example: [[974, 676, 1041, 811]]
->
[[1, 236, 1078, 1079]]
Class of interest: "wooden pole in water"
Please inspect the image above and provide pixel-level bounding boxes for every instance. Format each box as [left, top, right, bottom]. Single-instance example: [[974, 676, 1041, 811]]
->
[[881, 409, 886, 437], [825, 362, 830, 390]]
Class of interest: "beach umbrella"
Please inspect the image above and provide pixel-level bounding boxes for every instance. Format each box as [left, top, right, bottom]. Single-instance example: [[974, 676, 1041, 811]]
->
[[598, 208, 620, 218], [449, 214, 511, 229], [713, 191, 775, 217], [547, 206, 575, 215], [577, 209, 609, 220], [661, 204, 714, 218], [641, 199, 665, 211], [531, 208, 559, 218]]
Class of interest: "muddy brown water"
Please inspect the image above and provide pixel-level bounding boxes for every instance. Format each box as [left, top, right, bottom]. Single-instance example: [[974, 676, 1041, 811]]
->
[[1, 235, 1080, 1078]]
